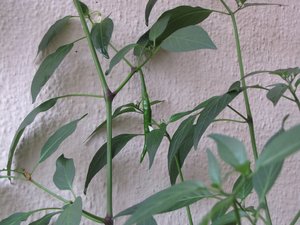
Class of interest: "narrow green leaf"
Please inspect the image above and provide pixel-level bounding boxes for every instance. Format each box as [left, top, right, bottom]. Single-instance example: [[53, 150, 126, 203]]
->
[[0, 212, 31, 225], [194, 83, 241, 148], [53, 154, 75, 191], [149, 15, 170, 42], [7, 98, 58, 177], [207, 149, 221, 187], [91, 17, 114, 59], [137, 216, 157, 225], [118, 181, 211, 225], [146, 124, 166, 169], [161, 25, 216, 52], [106, 44, 137, 75], [270, 67, 300, 79], [256, 124, 300, 169], [145, 0, 158, 26], [79, 1, 89, 16], [232, 175, 253, 200], [209, 134, 250, 175], [31, 43, 73, 102], [29, 212, 60, 225], [37, 16, 72, 54], [266, 83, 288, 106], [56, 197, 82, 225], [39, 114, 87, 163], [84, 134, 138, 194]]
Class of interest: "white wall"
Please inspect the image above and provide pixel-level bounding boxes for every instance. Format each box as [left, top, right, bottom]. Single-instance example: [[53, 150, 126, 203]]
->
[[0, 0, 299, 224]]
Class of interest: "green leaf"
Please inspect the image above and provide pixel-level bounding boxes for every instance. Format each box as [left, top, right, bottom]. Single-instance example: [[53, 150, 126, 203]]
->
[[0, 212, 31, 225], [256, 124, 300, 169], [149, 15, 170, 42], [194, 83, 242, 148], [207, 149, 221, 187], [117, 181, 212, 225], [161, 25, 216, 52], [7, 98, 58, 177], [56, 197, 82, 225], [79, 1, 89, 16], [145, 0, 158, 26], [31, 43, 73, 102], [209, 134, 250, 175], [29, 212, 60, 225], [146, 125, 166, 169], [91, 17, 114, 59], [84, 134, 138, 194], [53, 154, 75, 191], [270, 67, 300, 79], [137, 216, 157, 225], [295, 78, 300, 88], [212, 210, 247, 225], [106, 44, 137, 75], [232, 175, 253, 200], [266, 83, 288, 106], [37, 16, 72, 54], [39, 114, 87, 163]]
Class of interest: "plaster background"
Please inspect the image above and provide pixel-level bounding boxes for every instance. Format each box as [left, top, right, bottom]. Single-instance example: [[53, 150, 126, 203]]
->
[[0, 0, 299, 224]]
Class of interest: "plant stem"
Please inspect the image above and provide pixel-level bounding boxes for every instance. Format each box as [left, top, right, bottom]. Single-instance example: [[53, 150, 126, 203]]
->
[[290, 209, 300, 225], [227, 105, 248, 121], [287, 83, 300, 111], [219, 1, 272, 224], [213, 118, 247, 124], [233, 201, 242, 225]]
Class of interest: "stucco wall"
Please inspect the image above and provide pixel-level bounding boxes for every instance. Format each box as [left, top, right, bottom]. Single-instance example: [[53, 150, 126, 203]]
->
[[1, 0, 299, 224]]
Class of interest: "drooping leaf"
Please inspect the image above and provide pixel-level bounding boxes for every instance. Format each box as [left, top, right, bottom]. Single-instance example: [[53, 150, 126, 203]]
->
[[37, 16, 72, 54], [295, 78, 300, 88], [53, 154, 76, 191], [56, 197, 82, 225], [0, 212, 31, 225], [161, 25, 216, 52], [137, 216, 157, 225], [29, 212, 60, 225], [7, 98, 58, 177], [255, 124, 300, 169], [84, 134, 138, 194], [117, 181, 212, 225], [232, 175, 253, 200], [209, 134, 250, 175], [79, 1, 89, 16], [39, 114, 87, 163], [145, 0, 158, 26], [194, 82, 242, 148], [146, 124, 166, 169], [270, 67, 300, 79], [266, 83, 288, 106], [149, 15, 170, 43], [31, 43, 73, 102], [207, 149, 221, 187], [106, 44, 137, 75], [91, 17, 114, 59]]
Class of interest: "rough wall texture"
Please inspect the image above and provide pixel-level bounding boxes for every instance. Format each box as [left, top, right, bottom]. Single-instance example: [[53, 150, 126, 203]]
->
[[0, 0, 299, 224]]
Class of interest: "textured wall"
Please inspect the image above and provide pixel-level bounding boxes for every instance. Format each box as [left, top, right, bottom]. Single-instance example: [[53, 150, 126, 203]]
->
[[0, 0, 300, 224]]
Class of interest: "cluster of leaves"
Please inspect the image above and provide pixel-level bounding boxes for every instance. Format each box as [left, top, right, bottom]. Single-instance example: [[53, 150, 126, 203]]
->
[[1, 0, 300, 225]]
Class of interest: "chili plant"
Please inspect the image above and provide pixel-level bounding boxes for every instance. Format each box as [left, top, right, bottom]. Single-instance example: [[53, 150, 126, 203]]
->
[[1, 0, 300, 225]]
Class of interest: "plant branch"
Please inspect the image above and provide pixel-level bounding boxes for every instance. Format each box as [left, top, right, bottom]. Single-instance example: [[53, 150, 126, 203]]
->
[[227, 105, 248, 121], [247, 85, 295, 102], [213, 118, 247, 124], [233, 201, 242, 225], [290, 209, 300, 225]]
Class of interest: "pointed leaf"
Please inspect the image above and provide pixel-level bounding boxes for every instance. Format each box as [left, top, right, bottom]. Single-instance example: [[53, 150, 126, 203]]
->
[[79, 1, 89, 16], [145, 0, 158, 26], [118, 181, 212, 225], [0, 212, 31, 225], [53, 154, 75, 190], [207, 149, 221, 187], [31, 43, 73, 102], [194, 83, 241, 148], [106, 44, 137, 75], [91, 18, 114, 59], [84, 134, 138, 194], [7, 98, 58, 177], [209, 134, 250, 175], [37, 16, 72, 54], [56, 197, 82, 225], [29, 212, 60, 225], [295, 78, 300, 88], [161, 25, 216, 52], [270, 67, 300, 79], [232, 175, 253, 200], [39, 114, 87, 163], [266, 83, 288, 106], [256, 124, 300, 169], [146, 124, 166, 169], [149, 15, 170, 42], [137, 216, 157, 225]]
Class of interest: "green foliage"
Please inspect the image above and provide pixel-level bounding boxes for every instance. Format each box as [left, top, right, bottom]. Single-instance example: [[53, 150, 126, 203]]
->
[[145, 0, 158, 26], [56, 197, 82, 225], [137, 217, 157, 225], [0, 212, 31, 225], [266, 83, 288, 106], [29, 212, 60, 225], [207, 149, 221, 188], [53, 155, 76, 191], [232, 175, 253, 200], [79, 1, 89, 16]]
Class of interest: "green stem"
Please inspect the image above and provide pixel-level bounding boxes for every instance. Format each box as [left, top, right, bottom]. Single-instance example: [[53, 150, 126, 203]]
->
[[72, 36, 86, 44], [57, 93, 104, 99], [213, 118, 247, 124], [219, 1, 272, 224], [106, 99, 113, 218], [235, 200, 255, 225], [227, 105, 248, 121], [109, 43, 134, 68], [233, 201, 242, 225], [287, 83, 300, 111], [31, 207, 61, 213], [290, 209, 300, 225]]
